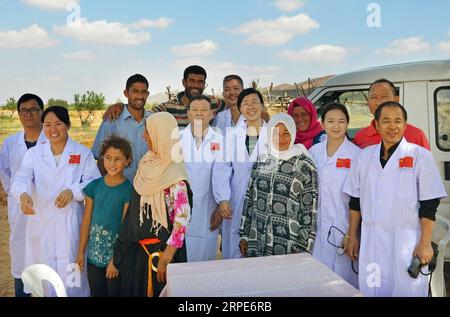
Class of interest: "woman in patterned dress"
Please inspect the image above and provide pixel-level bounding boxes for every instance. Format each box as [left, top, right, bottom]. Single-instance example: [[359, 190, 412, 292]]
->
[[113, 113, 192, 297], [239, 113, 318, 257]]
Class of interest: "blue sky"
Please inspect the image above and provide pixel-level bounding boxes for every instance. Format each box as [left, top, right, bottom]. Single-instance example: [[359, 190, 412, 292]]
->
[[0, 0, 449, 104]]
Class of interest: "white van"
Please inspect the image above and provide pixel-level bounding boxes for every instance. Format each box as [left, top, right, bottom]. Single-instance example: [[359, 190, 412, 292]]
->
[[308, 59, 450, 222]]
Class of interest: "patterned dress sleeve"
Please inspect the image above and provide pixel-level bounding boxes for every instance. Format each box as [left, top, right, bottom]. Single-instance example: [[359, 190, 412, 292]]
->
[[239, 161, 259, 241], [166, 181, 191, 249], [296, 156, 319, 254]]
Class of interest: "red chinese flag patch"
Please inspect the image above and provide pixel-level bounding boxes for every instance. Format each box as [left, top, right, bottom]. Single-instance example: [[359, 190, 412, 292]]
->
[[399, 156, 414, 169], [69, 154, 81, 165], [336, 158, 351, 169], [210, 143, 220, 151]]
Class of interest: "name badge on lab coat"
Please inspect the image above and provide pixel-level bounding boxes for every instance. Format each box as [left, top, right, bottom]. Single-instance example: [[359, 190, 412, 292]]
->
[[210, 142, 220, 152], [336, 158, 351, 169], [399, 156, 414, 170], [69, 154, 81, 166]]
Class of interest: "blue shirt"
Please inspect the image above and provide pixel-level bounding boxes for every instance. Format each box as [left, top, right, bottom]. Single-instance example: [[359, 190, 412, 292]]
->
[[83, 177, 132, 267], [92, 106, 150, 182]]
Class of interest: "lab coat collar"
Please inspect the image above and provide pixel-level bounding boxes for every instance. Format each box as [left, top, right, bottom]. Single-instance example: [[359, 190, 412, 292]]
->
[[184, 124, 217, 148], [41, 137, 79, 170], [372, 138, 409, 172]]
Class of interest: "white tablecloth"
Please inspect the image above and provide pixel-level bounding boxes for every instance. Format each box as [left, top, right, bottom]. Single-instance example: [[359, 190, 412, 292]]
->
[[161, 253, 362, 297]]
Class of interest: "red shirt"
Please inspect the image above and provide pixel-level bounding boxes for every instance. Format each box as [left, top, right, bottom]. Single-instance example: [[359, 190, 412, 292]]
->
[[353, 120, 430, 150]]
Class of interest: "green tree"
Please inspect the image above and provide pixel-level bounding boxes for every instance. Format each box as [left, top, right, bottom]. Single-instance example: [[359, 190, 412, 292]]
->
[[72, 91, 106, 128], [46, 98, 69, 109], [3, 97, 17, 118]]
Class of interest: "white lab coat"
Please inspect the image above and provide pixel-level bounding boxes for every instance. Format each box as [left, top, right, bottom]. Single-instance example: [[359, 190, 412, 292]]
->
[[11, 137, 101, 297], [212, 120, 268, 259], [182, 125, 223, 262], [310, 137, 360, 288], [0, 131, 47, 278], [343, 138, 447, 297], [213, 108, 242, 136]]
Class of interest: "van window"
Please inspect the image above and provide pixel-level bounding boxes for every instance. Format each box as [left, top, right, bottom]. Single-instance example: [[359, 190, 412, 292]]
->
[[435, 87, 450, 151], [314, 90, 372, 139]]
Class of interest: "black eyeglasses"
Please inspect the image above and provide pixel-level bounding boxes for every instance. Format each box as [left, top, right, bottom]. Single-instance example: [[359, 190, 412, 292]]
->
[[327, 226, 359, 275], [19, 108, 41, 116]]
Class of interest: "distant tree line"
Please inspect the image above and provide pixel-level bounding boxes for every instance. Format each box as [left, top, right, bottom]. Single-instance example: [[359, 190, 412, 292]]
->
[[1, 91, 106, 127]]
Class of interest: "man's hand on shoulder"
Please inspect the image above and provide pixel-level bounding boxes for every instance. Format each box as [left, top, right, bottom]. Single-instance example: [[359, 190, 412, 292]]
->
[[102, 103, 125, 122]]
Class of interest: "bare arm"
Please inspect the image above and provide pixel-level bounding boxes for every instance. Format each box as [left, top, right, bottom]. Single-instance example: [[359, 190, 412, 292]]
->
[[157, 245, 177, 284], [345, 210, 361, 261], [102, 103, 125, 121], [413, 218, 435, 265], [76, 197, 93, 272]]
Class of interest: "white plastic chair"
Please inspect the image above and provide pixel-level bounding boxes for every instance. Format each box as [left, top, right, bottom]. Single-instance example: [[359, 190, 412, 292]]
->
[[430, 215, 450, 297], [21, 264, 67, 297]]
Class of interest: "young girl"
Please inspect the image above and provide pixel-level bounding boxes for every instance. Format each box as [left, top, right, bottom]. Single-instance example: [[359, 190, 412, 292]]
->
[[76, 135, 133, 297]]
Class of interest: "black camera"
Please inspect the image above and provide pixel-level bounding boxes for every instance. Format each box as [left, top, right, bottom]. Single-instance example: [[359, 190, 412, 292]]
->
[[407, 242, 439, 279]]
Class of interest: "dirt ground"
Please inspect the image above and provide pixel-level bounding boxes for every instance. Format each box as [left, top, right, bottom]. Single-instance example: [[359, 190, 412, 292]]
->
[[0, 185, 14, 297]]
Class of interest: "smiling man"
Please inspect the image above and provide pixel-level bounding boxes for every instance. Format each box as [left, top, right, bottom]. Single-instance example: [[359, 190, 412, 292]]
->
[[92, 74, 151, 182], [353, 79, 430, 150], [0, 94, 47, 297], [153, 65, 222, 128], [343, 101, 446, 297], [213, 75, 245, 135], [102, 65, 223, 129]]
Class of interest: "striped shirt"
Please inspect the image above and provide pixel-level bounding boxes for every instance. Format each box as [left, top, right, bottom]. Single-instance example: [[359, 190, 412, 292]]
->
[[153, 92, 223, 128]]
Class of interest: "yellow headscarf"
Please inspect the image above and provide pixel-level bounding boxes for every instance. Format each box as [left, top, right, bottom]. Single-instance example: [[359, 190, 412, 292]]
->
[[133, 112, 188, 231]]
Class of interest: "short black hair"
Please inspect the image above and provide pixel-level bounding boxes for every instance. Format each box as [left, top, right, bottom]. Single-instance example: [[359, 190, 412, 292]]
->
[[237, 88, 264, 112], [321, 102, 350, 123], [126, 74, 149, 91], [374, 101, 408, 122], [183, 65, 207, 81], [369, 79, 397, 97], [41, 106, 71, 127], [223, 75, 244, 88], [187, 95, 212, 110], [100, 135, 133, 164], [17, 93, 44, 112]]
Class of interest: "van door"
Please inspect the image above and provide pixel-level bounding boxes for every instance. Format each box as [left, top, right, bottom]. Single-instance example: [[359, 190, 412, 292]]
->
[[427, 82, 450, 220], [310, 84, 404, 139]]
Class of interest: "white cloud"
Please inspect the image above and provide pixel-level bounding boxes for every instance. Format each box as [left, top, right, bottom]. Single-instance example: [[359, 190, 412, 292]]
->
[[448, 31, 450, 36], [54, 18, 151, 45], [380, 36, 431, 55], [437, 41, 450, 53], [45, 75, 64, 84], [22, 0, 79, 11], [63, 50, 96, 61], [129, 17, 173, 29], [172, 58, 280, 88], [277, 44, 347, 62], [273, 0, 305, 12], [231, 13, 319, 46], [172, 40, 218, 57], [0, 24, 57, 48]]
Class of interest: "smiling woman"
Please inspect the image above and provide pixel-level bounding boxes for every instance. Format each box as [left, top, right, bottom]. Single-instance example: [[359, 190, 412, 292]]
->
[[10, 106, 101, 297], [239, 113, 318, 258], [287, 97, 324, 149]]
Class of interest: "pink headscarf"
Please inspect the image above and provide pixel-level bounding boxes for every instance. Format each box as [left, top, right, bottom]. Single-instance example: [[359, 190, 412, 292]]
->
[[287, 97, 323, 149]]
